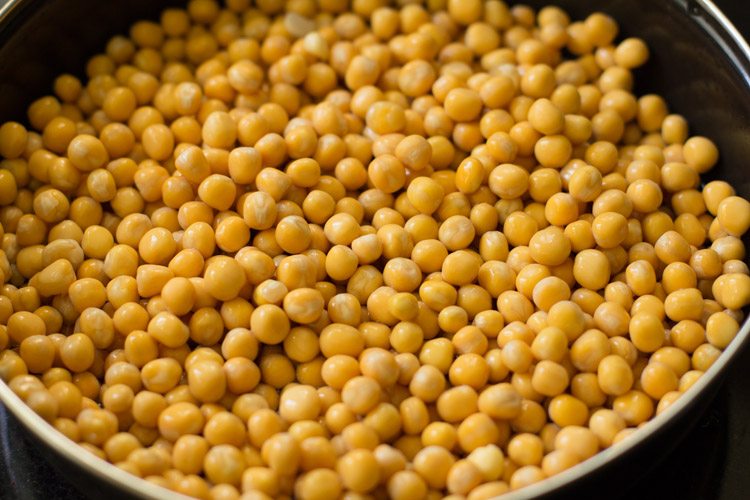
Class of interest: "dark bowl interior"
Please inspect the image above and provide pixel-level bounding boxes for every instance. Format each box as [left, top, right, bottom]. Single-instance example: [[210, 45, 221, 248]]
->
[[0, 0, 749, 498]]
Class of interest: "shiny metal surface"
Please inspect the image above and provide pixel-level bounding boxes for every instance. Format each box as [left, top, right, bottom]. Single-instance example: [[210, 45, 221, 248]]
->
[[0, 379, 189, 499]]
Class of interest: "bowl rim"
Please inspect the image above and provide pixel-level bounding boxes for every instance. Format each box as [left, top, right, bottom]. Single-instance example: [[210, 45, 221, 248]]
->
[[0, 0, 749, 498]]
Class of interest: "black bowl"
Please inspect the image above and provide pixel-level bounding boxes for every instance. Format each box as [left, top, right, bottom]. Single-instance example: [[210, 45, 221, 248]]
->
[[0, 0, 749, 498]]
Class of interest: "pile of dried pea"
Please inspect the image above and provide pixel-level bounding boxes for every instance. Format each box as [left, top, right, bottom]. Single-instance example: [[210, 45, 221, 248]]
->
[[0, 0, 749, 498]]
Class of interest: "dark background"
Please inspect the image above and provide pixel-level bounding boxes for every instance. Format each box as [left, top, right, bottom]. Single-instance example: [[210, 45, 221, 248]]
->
[[0, 1, 749, 499]]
